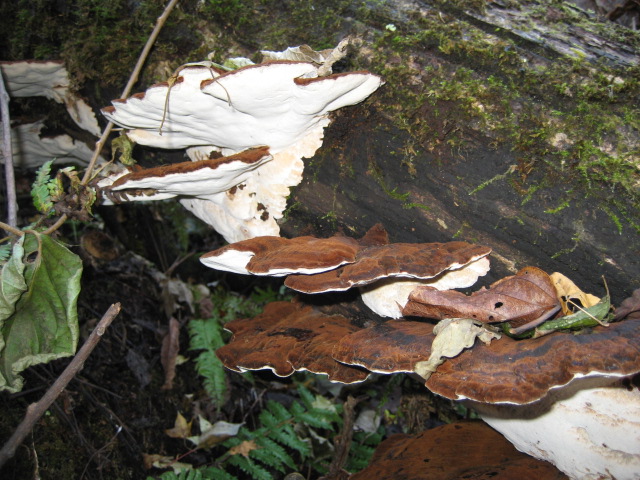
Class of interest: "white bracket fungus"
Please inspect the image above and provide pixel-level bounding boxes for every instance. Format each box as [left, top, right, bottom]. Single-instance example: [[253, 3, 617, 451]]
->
[[101, 52, 383, 241]]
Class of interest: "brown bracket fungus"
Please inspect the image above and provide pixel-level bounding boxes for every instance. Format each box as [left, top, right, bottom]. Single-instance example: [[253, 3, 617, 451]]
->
[[285, 241, 491, 318], [349, 421, 567, 480], [199, 223, 389, 275], [471, 377, 640, 480], [425, 317, 640, 405], [215, 301, 370, 384], [332, 320, 436, 374], [101, 146, 272, 203], [200, 232, 361, 276], [101, 56, 383, 241]]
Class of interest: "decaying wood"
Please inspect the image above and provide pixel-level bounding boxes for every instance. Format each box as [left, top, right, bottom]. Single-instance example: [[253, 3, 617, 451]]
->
[[281, 0, 640, 304]]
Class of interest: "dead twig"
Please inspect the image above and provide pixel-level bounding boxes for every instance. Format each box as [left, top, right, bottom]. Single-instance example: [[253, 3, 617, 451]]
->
[[321, 395, 359, 480], [80, 0, 180, 185], [0, 69, 17, 229], [0, 303, 122, 469]]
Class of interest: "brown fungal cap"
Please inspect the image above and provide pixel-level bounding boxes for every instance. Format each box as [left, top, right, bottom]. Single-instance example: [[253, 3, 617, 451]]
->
[[200, 223, 390, 276], [216, 301, 370, 384], [350, 421, 568, 480], [332, 320, 436, 373], [105, 146, 272, 202], [200, 233, 361, 276], [426, 317, 640, 404], [285, 241, 492, 293]]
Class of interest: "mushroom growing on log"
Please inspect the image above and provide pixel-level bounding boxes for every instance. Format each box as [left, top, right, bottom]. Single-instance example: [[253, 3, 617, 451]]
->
[[100, 51, 383, 242]]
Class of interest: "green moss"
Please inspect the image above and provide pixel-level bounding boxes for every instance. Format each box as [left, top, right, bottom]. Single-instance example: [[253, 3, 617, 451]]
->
[[355, 1, 640, 234]]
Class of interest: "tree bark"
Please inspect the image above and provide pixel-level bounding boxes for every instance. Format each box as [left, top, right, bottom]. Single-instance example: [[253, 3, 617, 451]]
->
[[280, 0, 640, 304]]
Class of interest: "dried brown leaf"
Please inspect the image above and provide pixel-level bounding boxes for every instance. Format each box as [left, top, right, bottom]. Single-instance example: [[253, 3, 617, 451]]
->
[[404, 266, 561, 332], [165, 412, 192, 439], [161, 317, 180, 390], [228, 440, 259, 458], [550, 272, 600, 315]]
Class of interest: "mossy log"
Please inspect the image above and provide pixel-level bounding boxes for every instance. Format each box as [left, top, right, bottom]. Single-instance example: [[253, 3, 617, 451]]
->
[[277, 0, 640, 303], [3, 0, 638, 302]]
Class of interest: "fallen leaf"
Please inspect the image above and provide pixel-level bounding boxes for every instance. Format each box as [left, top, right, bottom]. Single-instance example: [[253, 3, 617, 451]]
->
[[161, 317, 180, 390], [142, 453, 192, 474], [414, 318, 500, 380], [614, 288, 640, 321], [532, 294, 611, 338], [165, 412, 192, 439], [188, 416, 243, 449], [228, 439, 260, 458], [550, 272, 600, 315], [404, 266, 561, 334]]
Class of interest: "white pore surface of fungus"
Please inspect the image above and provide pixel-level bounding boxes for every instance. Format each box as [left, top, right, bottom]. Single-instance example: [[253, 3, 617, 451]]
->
[[1, 121, 97, 169], [1, 60, 100, 136], [471, 377, 640, 480], [102, 60, 382, 241], [360, 256, 491, 318]]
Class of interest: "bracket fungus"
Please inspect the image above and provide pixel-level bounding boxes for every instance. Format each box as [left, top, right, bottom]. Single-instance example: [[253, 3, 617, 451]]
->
[[2, 121, 98, 169], [215, 301, 369, 384], [200, 223, 388, 275], [101, 146, 272, 203], [285, 241, 491, 318], [472, 377, 640, 480], [200, 232, 361, 276], [1, 60, 100, 136], [350, 421, 567, 480], [101, 52, 383, 241]]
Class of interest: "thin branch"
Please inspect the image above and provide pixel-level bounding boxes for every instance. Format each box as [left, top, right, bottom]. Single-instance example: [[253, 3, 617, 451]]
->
[[0, 69, 17, 228], [81, 0, 181, 185], [0, 220, 23, 237], [0, 303, 122, 469]]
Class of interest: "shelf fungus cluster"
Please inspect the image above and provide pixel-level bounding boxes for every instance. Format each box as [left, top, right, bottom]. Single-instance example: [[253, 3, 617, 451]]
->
[[99, 43, 383, 242], [0, 60, 103, 169], [201, 225, 640, 480]]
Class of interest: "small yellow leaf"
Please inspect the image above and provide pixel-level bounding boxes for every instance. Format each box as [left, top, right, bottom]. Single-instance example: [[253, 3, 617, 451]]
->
[[550, 272, 600, 316], [228, 440, 260, 458], [414, 318, 500, 381], [142, 453, 192, 474], [165, 412, 192, 439]]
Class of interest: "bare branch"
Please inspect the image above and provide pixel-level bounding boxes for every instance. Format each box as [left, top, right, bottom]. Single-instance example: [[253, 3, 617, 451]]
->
[[81, 0, 181, 185], [0, 303, 122, 469], [0, 70, 17, 228]]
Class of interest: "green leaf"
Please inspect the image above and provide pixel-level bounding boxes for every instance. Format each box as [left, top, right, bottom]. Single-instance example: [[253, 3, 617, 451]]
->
[[532, 294, 612, 337], [0, 237, 27, 325], [0, 233, 82, 392], [31, 160, 61, 216], [111, 133, 137, 166]]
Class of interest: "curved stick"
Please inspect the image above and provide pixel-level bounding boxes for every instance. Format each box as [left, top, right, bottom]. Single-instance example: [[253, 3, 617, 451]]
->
[[0, 303, 122, 469]]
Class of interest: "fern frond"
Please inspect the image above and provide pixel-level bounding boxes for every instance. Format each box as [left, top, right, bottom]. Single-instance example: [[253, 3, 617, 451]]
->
[[189, 317, 228, 406], [293, 409, 335, 430], [0, 243, 12, 264], [149, 468, 203, 480], [199, 467, 238, 480], [270, 423, 311, 458], [258, 408, 280, 430], [254, 436, 297, 471], [266, 400, 293, 422], [31, 160, 56, 215], [296, 383, 316, 410], [228, 454, 273, 480], [189, 317, 225, 350]]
